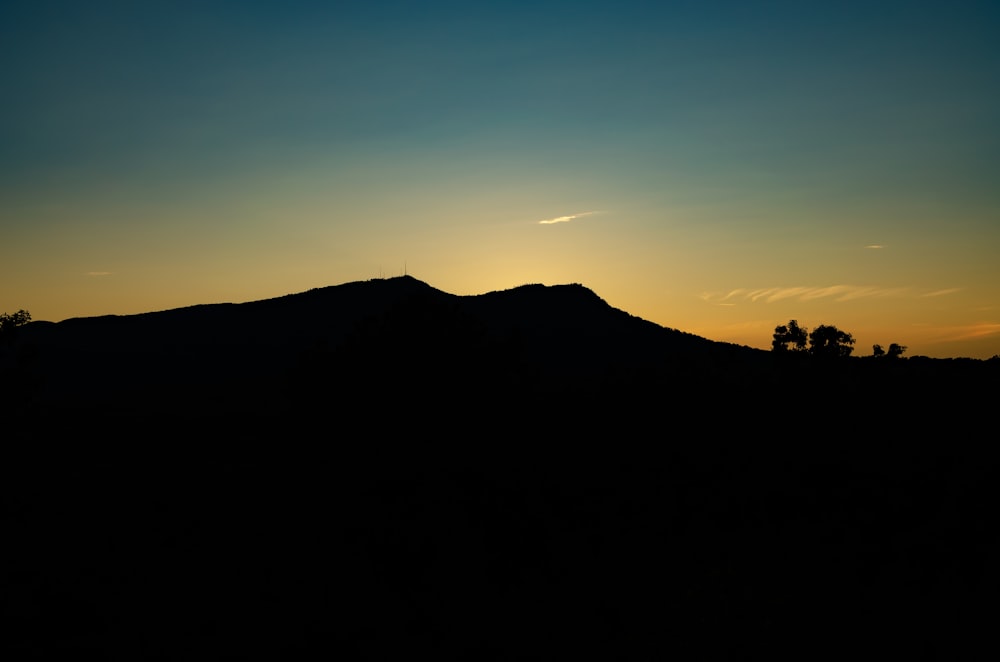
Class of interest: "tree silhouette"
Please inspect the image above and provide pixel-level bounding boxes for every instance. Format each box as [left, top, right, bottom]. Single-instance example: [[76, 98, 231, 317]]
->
[[886, 343, 907, 359], [773, 319, 855, 358], [872, 342, 906, 359], [771, 320, 808, 352], [0, 310, 35, 404], [808, 324, 855, 357], [0, 309, 31, 342]]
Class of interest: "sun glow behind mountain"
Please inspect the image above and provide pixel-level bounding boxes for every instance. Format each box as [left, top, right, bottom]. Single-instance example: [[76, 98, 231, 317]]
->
[[2, 1, 998, 358]]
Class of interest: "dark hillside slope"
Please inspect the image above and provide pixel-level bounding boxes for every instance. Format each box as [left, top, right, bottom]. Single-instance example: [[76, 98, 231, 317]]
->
[[465, 282, 720, 368], [9, 276, 766, 430], [2, 276, 998, 659], [4, 275, 994, 437]]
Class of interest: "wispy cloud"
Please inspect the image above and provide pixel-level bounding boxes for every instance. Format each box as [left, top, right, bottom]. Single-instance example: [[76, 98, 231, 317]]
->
[[865, 244, 884, 249], [800, 285, 857, 301], [86, 271, 113, 276], [700, 284, 950, 305], [921, 288, 961, 298], [933, 322, 1000, 342], [538, 211, 597, 225]]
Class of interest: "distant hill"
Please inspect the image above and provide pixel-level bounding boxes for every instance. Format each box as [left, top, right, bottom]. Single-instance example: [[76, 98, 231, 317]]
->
[[5, 276, 766, 429], [3, 276, 997, 659], [3, 275, 995, 436]]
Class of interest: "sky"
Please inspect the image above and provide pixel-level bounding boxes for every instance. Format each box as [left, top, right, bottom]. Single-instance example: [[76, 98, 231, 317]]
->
[[2, 0, 999, 358]]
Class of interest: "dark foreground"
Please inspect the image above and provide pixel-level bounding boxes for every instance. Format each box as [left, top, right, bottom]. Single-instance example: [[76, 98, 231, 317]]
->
[[3, 279, 997, 658], [5, 381, 996, 660]]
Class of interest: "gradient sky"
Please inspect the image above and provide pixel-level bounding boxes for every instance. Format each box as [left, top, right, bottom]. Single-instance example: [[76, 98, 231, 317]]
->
[[3, 1, 998, 357]]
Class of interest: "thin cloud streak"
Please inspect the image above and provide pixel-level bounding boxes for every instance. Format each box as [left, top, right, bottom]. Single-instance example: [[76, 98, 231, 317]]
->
[[751, 287, 810, 303], [800, 285, 856, 300], [701, 284, 952, 305], [933, 322, 1000, 342], [921, 288, 961, 298], [538, 211, 597, 225]]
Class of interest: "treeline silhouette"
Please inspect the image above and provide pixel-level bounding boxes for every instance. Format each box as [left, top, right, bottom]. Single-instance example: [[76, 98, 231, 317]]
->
[[772, 318, 908, 359]]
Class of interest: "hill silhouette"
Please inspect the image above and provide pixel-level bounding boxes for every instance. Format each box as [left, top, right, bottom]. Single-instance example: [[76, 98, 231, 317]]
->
[[3, 276, 996, 658], [7, 275, 765, 430], [7, 275, 993, 435]]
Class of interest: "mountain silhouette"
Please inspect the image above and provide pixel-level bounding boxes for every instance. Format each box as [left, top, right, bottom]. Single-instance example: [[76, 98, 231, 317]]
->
[[3, 275, 996, 659], [9, 276, 764, 428], [4, 274, 994, 438]]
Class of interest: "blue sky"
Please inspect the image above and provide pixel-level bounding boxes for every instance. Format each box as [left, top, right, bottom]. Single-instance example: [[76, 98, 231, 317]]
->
[[3, 1, 999, 357]]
